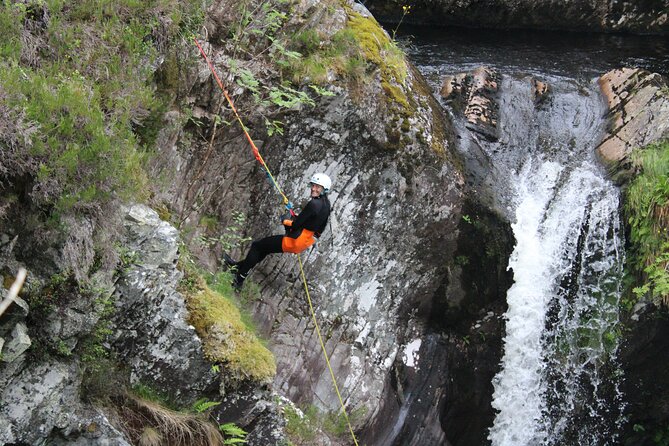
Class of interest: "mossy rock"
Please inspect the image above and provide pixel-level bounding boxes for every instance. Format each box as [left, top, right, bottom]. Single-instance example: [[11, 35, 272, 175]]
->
[[345, 9, 412, 116], [185, 280, 276, 384]]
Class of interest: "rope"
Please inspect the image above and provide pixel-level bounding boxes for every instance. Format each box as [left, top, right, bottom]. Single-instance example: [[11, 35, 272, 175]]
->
[[298, 254, 360, 446], [194, 38, 359, 445], [193, 37, 290, 207]]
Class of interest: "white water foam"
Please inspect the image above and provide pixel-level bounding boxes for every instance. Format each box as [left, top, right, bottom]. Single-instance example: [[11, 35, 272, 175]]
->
[[489, 158, 623, 446]]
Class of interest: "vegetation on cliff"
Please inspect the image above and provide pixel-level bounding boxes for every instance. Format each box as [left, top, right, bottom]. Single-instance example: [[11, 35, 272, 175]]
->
[[0, 0, 202, 224], [625, 140, 669, 306], [179, 266, 277, 383]]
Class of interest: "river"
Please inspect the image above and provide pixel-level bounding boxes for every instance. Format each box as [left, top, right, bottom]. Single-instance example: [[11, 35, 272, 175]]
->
[[397, 25, 668, 446]]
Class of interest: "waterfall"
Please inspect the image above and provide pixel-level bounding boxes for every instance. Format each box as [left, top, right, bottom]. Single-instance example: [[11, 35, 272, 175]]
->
[[487, 77, 626, 446]]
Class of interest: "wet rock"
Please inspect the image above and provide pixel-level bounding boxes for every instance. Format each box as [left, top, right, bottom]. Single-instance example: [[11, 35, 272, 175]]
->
[[439, 73, 467, 100], [619, 304, 669, 446], [531, 78, 550, 104], [596, 68, 669, 183], [440, 67, 500, 141]]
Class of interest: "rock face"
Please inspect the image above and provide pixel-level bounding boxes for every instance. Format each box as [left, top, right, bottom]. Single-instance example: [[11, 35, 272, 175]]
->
[[109, 205, 219, 403], [148, 1, 516, 443], [596, 68, 669, 183], [0, 204, 286, 444], [619, 304, 669, 446], [0, 358, 130, 445], [165, 20, 476, 446], [364, 0, 669, 34], [0, 0, 516, 444], [109, 204, 288, 445], [599, 67, 669, 445], [440, 67, 501, 141]]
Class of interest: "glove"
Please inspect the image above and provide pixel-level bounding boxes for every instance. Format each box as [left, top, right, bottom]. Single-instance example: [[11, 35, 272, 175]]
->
[[280, 211, 293, 224], [281, 211, 293, 232]]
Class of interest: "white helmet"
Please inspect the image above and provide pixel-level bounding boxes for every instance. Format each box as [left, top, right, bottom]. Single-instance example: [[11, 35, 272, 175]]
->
[[309, 172, 332, 193]]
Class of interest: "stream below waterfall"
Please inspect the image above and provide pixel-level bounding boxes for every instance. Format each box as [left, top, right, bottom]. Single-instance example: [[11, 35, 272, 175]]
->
[[397, 26, 669, 446]]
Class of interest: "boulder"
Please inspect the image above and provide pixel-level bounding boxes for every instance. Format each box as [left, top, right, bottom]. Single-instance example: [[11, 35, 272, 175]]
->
[[1, 322, 31, 363], [0, 356, 131, 445], [596, 68, 669, 183], [440, 67, 501, 140], [531, 78, 550, 104], [109, 204, 218, 403], [0, 293, 29, 338], [110, 204, 288, 444]]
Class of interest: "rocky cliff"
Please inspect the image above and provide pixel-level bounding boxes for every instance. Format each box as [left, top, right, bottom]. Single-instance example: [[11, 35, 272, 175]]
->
[[596, 67, 669, 183], [596, 68, 669, 446], [8, 0, 668, 445], [151, 0, 515, 443], [0, 0, 514, 444]]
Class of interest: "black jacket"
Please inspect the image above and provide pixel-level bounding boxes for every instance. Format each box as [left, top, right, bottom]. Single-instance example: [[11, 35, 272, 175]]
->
[[286, 195, 330, 238]]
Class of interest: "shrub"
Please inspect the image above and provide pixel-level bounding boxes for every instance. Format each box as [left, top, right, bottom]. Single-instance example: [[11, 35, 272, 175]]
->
[[625, 140, 669, 305], [0, 0, 203, 224]]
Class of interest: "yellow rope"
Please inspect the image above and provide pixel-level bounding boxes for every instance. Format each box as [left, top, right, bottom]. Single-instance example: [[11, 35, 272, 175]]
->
[[297, 254, 360, 446]]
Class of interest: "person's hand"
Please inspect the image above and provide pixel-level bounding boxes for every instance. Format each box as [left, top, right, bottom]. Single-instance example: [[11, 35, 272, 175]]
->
[[280, 211, 293, 224]]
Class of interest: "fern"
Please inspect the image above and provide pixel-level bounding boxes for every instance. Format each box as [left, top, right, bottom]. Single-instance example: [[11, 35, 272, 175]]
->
[[220, 422, 248, 445], [192, 398, 221, 414]]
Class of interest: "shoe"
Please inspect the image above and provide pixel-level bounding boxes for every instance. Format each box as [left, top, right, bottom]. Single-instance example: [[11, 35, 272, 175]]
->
[[223, 253, 237, 271], [232, 272, 246, 291]]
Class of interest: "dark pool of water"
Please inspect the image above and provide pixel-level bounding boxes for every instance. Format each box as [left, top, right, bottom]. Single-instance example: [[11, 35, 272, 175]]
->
[[395, 24, 669, 79]]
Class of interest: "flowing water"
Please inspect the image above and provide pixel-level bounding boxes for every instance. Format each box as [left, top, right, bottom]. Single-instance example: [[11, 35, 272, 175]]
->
[[397, 25, 665, 445]]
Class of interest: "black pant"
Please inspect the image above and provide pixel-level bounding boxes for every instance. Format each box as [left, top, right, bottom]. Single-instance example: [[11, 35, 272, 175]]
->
[[236, 235, 284, 276]]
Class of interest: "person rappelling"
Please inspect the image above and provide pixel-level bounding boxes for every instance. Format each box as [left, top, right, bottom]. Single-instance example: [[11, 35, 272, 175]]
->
[[225, 173, 332, 290]]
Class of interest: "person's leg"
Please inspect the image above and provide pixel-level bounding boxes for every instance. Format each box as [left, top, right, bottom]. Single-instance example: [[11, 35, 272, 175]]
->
[[234, 235, 284, 287]]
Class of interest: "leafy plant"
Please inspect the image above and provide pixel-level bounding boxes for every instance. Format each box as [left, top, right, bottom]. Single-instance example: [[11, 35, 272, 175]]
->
[[197, 211, 252, 253], [219, 422, 248, 445], [625, 140, 669, 306], [283, 403, 365, 443], [192, 398, 221, 414]]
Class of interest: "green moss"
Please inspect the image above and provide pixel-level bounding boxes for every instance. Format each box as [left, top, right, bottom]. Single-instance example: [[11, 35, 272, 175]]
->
[[184, 275, 276, 383], [346, 10, 409, 102], [346, 12, 406, 81], [381, 80, 410, 110]]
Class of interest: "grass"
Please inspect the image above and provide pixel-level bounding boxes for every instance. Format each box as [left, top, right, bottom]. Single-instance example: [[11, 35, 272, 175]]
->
[[625, 139, 669, 306], [0, 0, 202, 222], [284, 27, 367, 84], [116, 392, 226, 446]]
